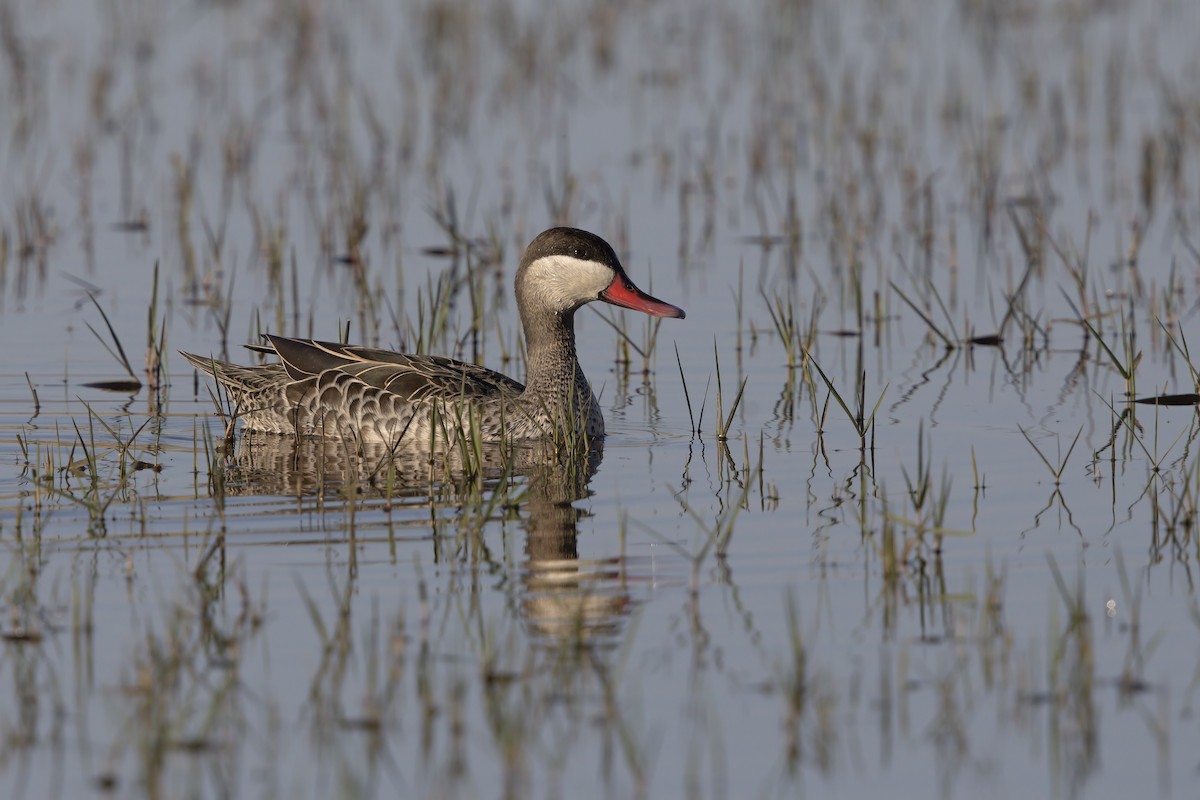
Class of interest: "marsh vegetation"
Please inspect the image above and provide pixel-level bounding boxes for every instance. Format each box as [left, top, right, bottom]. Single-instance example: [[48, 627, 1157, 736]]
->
[[1, 0, 1199, 797]]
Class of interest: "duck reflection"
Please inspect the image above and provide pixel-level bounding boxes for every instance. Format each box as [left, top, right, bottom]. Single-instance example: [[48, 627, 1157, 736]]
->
[[218, 433, 633, 648], [517, 440, 633, 648]]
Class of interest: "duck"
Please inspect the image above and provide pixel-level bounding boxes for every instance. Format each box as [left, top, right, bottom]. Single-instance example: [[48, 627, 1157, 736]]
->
[[181, 227, 685, 445]]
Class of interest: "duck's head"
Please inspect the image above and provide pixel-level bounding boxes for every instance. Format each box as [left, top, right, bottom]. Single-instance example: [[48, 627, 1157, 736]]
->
[[516, 227, 686, 320]]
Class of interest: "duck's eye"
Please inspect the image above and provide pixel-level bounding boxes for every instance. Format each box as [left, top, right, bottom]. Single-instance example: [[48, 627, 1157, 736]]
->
[[573, 246, 586, 259]]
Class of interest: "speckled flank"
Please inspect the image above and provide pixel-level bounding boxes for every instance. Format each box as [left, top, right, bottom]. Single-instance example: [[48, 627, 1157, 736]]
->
[[181, 227, 684, 446]]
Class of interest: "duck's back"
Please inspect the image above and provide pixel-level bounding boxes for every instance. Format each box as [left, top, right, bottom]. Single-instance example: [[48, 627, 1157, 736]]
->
[[183, 337, 529, 443]]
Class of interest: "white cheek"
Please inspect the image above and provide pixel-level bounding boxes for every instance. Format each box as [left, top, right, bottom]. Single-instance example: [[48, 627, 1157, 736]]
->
[[525, 255, 613, 310]]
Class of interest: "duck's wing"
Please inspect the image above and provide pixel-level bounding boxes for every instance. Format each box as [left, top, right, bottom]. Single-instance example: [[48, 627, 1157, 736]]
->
[[266, 335, 524, 402], [180, 350, 289, 394]]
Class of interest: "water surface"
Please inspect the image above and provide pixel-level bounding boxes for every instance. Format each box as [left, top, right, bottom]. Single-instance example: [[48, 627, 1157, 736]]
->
[[2, 0, 1199, 797]]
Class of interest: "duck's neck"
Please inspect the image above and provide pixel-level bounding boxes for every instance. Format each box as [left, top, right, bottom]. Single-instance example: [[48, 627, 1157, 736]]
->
[[520, 309, 598, 424]]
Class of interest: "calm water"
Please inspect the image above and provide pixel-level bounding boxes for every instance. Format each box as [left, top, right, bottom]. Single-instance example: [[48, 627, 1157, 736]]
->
[[2, 0, 1199, 797]]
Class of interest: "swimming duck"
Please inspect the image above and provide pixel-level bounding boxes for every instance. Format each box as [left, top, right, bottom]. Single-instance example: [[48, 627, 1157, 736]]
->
[[182, 227, 685, 444]]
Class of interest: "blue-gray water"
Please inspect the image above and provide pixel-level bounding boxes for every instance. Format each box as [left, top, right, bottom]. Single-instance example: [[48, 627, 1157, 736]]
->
[[1, 0, 1198, 797]]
